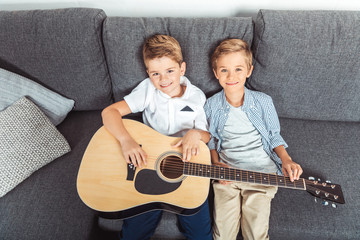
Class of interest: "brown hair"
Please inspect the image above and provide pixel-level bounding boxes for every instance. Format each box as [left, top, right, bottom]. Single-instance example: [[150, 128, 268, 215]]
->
[[211, 39, 253, 70], [143, 34, 183, 68]]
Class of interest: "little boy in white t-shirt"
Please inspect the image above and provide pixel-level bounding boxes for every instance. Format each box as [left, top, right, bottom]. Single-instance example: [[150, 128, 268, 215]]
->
[[101, 34, 212, 240], [123, 75, 208, 138]]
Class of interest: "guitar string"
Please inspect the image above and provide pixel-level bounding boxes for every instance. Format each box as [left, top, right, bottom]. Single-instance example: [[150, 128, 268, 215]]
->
[[133, 156, 299, 181], [126, 156, 304, 188], [122, 150, 334, 188], [145, 161, 300, 185], [158, 158, 293, 184]]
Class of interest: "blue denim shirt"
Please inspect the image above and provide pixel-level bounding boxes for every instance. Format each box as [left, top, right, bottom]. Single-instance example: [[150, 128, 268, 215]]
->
[[204, 88, 287, 175]]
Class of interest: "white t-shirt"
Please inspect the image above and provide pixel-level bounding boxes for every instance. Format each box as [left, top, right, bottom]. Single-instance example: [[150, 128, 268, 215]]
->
[[219, 105, 278, 173], [124, 76, 208, 137]]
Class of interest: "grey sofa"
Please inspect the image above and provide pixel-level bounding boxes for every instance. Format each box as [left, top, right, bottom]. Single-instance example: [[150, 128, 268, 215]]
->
[[0, 8, 359, 240]]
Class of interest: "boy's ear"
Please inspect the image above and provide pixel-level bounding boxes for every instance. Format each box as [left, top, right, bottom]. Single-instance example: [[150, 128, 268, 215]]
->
[[247, 65, 254, 78], [180, 61, 186, 76], [213, 68, 219, 79]]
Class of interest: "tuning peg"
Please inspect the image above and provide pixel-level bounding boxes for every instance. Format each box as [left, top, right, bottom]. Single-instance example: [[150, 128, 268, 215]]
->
[[322, 200, 329, 206], [331, 203, 337, 208], [314, 197, 318, 203], [326, 180, 332, 183], [308, 176, 315, 180], [318, 178, 321, 182]]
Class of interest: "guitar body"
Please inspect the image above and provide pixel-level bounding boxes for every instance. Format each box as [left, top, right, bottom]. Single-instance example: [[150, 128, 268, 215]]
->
[[77, 119, 211, 219]]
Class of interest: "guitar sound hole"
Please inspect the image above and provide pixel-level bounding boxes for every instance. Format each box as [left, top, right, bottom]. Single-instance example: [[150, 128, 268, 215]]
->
[[160, 156, 184, 180]]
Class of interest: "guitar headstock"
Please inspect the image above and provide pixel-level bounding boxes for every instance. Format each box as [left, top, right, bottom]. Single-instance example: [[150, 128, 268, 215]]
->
[[305, 177, 345, 205]]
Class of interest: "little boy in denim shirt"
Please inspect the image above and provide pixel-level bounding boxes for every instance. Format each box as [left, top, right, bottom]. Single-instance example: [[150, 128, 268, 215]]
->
[[204, 39, 303, 240]]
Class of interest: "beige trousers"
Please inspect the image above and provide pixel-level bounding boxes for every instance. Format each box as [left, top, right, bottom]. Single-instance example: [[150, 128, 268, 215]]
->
[[212, 181, 278, 240]]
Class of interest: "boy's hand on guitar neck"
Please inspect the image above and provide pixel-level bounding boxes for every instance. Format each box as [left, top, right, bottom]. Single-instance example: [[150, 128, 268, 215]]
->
[[281, 156, 303, 182], [273, 145, 303, 182], [119, 135, 147, 168]]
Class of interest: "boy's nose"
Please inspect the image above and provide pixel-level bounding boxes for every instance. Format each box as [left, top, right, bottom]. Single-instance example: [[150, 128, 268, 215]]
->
[[160, 74, 168, 82]]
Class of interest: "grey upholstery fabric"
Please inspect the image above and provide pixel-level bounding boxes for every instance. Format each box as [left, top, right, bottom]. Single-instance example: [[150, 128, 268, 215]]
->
[[249, 10, 360, 122], [0, 110, 103, 240], [0, 8, 112, 111], [103, 17, 253, 101], [268, 118, 360, 239], [0, 97, 71, 197], [0, 68, 74, 126]]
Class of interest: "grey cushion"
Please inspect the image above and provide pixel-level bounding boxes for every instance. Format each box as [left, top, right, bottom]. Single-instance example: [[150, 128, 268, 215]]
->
[[0, 68, 74, 126], [103, 17, 253, 101], [0, 97, 71, 197], [269, 118, 360, 239], [249, 10, 360, 121], [0, 8, 113, 111]]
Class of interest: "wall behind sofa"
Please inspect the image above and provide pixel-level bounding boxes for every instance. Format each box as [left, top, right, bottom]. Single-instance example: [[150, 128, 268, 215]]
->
[[1, 0, 359, 18]]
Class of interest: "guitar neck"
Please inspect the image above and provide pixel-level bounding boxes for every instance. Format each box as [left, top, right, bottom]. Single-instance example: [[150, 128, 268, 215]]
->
[[183, 162, 306, 190]]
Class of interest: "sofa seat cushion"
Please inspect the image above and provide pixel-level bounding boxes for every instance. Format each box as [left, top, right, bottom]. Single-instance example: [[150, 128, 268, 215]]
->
[[103, 17, 253, 101], [249, 10, 360, 121], [268, 118, 360, 239], [0, 8, 113, 111], [0, 110, 104, 240]]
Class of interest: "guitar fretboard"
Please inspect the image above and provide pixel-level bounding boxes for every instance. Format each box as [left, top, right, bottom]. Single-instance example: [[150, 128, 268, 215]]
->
[[183, 162, 305, 190]]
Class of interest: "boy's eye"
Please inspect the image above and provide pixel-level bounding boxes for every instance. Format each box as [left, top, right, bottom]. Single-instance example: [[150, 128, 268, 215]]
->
[[220, 69, 227, 73], [167, 69, 174, 74], [152, 73, 159, 77], [236, 68, 242, 72]]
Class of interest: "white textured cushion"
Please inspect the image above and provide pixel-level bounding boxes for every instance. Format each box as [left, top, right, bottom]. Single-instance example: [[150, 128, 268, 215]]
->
[[0, 97, 71, 197], [0, 68, 75, 126]]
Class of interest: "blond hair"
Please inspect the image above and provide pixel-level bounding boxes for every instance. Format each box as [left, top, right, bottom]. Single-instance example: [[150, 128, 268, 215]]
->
[[143, 34, 183, 68], [211, 39, 253, 70]]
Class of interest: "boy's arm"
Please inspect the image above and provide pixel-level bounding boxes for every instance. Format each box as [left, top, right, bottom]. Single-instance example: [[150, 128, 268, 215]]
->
[[101, 100, 147, 168], [173, 99, 210, 161], [273, 145, 303, 182], [264, 97, 288, 150], [210, 149, 220, 164], [262, 96, 303, 179]]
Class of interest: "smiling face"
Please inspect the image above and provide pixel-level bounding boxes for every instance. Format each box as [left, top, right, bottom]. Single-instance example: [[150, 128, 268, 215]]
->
[[213, 51, 253, 94], [146, 56, 186, 98]]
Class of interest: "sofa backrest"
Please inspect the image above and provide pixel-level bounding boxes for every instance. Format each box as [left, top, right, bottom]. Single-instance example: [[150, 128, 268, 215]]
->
[[0, 8, 113, 111], [249, 10, 360, 122], [102, 17, 253, 101]]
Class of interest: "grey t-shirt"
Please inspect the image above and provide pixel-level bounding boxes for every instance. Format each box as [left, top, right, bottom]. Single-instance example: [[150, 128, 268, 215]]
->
[[219, 105, 278, 173]]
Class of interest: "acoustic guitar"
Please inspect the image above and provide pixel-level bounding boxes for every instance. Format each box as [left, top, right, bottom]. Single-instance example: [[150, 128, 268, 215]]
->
[[77, 119, 345, 219]]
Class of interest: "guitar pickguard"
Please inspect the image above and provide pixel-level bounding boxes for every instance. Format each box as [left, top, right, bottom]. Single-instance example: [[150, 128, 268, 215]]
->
[[135, 169, 182, 195], [126, 163, 136, 181]]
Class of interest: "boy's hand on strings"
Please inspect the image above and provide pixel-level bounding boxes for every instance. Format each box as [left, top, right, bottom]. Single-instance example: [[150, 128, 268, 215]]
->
[[120, 136, 147, 168], [281, 157, 303, 182], [172, 129, 201, 162]]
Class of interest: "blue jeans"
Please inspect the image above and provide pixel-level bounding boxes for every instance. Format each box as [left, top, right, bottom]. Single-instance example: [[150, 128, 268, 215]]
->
[[120, 199, 212, 240]]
